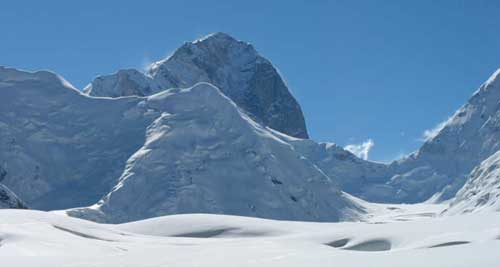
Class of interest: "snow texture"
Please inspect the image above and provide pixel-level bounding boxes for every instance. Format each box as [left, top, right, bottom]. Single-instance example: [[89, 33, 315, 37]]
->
[[1, 205, 500, 266], [445, 151, 500, 215]]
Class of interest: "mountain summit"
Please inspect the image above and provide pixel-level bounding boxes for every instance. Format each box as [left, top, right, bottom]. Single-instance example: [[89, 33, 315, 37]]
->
[[85, 33, 309, 139]]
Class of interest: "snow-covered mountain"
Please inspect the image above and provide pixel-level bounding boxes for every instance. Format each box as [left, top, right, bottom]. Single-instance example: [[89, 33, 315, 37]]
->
[[81, 33, 500, 204], [308, 68, 500, 204], [0, 66, 156, 210], [3, 32, 500, 224], [444, 151, 500, 215], [1, 66, 363, 222], [85, 32, 309, 139], [68, 83, 363, 223], [378, 69, 500, 203]]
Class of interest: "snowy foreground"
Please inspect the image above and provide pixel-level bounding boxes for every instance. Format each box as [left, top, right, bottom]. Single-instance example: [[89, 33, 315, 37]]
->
[[1, 204, 499, 267]]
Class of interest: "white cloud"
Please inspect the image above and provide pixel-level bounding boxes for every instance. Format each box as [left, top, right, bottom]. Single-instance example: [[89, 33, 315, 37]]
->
[[421, 119, 450, 141], [141, 56, 154, 72], [345, 139, 374, 160]]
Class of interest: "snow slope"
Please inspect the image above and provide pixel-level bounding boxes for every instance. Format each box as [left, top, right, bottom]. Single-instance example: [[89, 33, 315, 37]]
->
[[1, 208, 500, 266], [68, 83, 363, 223], [0, 66, 157, 209], [85, 32, 309, 139], [444, 151, 500, 215]]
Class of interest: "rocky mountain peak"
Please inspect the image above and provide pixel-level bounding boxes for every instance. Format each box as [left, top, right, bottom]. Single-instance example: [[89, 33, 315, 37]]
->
[[86, 33, 309, 139]]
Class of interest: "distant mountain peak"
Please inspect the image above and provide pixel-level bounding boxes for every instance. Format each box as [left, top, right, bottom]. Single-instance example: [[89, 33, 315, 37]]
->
[[193, 32, 241, 44]]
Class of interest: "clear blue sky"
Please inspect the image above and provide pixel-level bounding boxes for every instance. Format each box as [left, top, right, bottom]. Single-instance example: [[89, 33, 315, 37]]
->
[[2, 1, 500, 162]]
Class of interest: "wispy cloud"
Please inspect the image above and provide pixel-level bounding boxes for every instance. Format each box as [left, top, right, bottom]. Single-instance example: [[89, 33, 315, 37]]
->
[[421, 119, 450, 142], [141, 55, 154, 72], [345, 139, 374, 160]]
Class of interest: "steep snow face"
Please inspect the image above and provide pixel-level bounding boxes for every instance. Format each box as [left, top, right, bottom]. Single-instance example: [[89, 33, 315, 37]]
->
[[86, 33, 309, 139], [0, 182, 27, 209], [444, 151, 500, 215], [0, 67, 157, 209], [418, 69, 500, 173], [68, 83, 362, 223], [83, 69, 161, 97], [362, 69, 500, 203]]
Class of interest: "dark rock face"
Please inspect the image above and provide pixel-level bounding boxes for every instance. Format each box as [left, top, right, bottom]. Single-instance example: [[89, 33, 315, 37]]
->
[[86, 33, 309, 139], [149, 33, 309, 138], [0, 165, 6, 181], [0, 179, 28, 209]]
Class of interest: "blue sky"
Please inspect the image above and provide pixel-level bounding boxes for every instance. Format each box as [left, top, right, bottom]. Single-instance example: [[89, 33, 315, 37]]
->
[[2, 1, 500, 162]]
